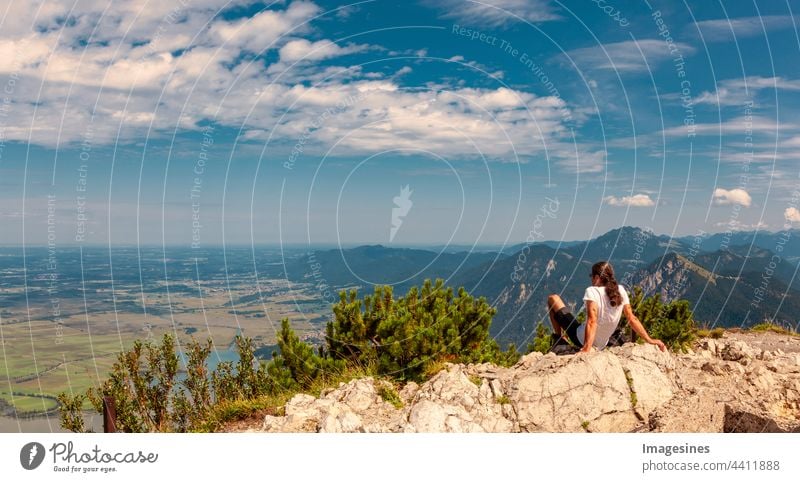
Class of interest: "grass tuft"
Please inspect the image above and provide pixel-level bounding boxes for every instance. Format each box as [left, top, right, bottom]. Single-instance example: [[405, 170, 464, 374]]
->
[[749, 322, 798, 336], [623, 369, 637, 408], [695, 327, 725, 339], [377, 383, 404, 409]]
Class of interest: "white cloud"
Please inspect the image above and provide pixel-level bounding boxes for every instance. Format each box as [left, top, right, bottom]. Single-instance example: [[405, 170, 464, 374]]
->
[[210, 2, 320, 51], [553, 148, 606, 174], [0, 0, 595, 170], [278, 39, 368, 62], [785, 207, 800, 223], [694, 76, 800, 106], [0, 0, 232, 40], [661, 116, 794, 137], [565, 39, 696, 73], [713, 188, 752, 207], [714, 220, 768, 231], [0, 1, 328, 146], [691, 15, 794, 42], [258, 83, 584, 161], [603, 194, 655, 207], [430, 0, 560, 27], [445, 55, 505, 80], [0, 1, 428, 153]]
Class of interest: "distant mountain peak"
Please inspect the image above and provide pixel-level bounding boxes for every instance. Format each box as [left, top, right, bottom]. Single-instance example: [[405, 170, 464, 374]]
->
[[657, 252, 717, 283]]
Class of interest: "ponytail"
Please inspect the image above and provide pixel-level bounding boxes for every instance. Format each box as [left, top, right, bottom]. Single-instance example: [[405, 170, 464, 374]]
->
[[592, 261, 622, 307]]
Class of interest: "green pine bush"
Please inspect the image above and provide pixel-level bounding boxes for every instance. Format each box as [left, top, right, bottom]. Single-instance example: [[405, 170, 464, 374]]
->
[[325, 279, 517, 380], [528, 322, 553, 354], [629, 286, 695, 352]]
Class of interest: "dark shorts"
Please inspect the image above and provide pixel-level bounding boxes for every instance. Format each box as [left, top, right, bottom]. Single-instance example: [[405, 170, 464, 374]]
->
[[553, 307, 583, 347]]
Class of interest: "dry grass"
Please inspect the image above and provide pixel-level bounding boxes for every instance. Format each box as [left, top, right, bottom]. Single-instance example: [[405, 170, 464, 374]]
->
[[749, 322, 798, 336], [695, 327, 725, 339]]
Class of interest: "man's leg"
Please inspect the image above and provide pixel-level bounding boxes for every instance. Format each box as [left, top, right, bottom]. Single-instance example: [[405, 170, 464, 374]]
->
[[547, 294, 566, 336]]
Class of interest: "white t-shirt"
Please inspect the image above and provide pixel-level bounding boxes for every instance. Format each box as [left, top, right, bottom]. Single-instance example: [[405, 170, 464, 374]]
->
[[576, 284, 631, 349]]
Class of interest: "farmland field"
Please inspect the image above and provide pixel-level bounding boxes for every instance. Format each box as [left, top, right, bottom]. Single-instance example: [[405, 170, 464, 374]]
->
[[0, 246, 332, 425]]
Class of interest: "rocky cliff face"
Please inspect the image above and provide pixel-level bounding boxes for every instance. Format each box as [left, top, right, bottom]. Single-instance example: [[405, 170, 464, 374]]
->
[[241, 333, 800, 433]]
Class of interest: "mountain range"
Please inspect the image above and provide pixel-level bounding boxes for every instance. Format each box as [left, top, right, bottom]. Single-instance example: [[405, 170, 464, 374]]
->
[[276, 227, 800, 346]]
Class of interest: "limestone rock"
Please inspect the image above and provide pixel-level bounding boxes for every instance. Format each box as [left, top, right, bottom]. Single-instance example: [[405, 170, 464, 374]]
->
[[509, 350, 636, 432], [719, 340, 754, 362], [248, 332, 800, 433], [617, 343, 675, 418], [407, 364, 513, 433]]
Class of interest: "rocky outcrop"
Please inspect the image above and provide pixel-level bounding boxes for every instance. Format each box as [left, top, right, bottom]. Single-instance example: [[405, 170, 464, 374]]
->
[[246, 333, 800, 433], [650, 336, 800, 433], [261, 378, 407, 433], [494, 343, 672, 432]]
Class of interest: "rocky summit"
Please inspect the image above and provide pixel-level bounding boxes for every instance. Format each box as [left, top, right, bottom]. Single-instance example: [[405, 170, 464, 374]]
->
[[241, 332, 800, 433]]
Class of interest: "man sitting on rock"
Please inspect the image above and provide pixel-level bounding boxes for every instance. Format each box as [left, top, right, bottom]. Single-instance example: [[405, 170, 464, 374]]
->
[[546, 261, 667, 353]]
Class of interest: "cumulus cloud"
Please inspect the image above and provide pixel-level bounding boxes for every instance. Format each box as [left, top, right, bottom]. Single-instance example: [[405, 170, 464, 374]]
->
[[210, 2, 321, 51], [0, 0, 597, 168], [603, 194, 655, 207], [277, 39, 368, 63], [713, 188, 752, 207], [250, 83, 587, 161], [0, 1, 326, 145], [785, 207, 800, 223]]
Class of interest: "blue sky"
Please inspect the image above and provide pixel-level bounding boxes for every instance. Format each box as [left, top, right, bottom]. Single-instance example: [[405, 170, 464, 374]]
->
[[1, 0, 800, 247]]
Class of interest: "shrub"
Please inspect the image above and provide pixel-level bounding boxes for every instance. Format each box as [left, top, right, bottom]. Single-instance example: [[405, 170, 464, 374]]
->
[[629, 286, 695, 352], [59, 333, 286, 433], [65, 333, 183, 433], [277, 318, 344, 389], [56, 392, 86, 433], [527, 322, 553, 354], [324, 279, 518, 380]]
